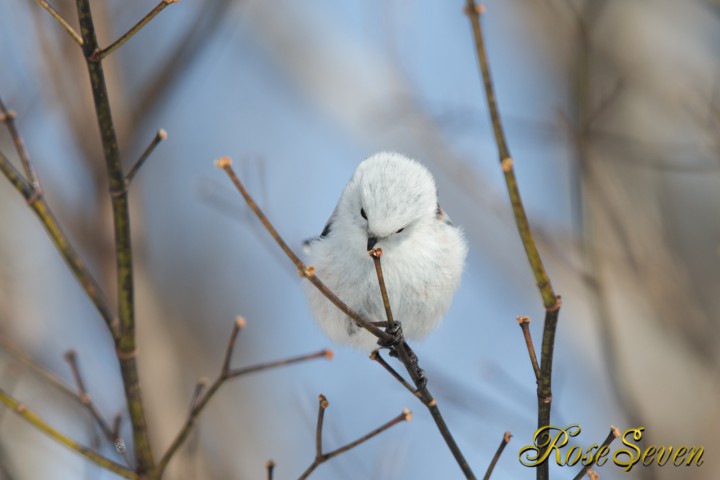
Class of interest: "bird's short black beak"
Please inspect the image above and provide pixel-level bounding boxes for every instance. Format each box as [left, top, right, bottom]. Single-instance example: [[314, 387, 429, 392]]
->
[[367, 236, 378, 251]]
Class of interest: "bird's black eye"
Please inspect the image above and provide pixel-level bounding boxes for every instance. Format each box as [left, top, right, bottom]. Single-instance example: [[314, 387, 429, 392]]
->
[[396, 228, 404, 233], [360, 208, 367, 220]]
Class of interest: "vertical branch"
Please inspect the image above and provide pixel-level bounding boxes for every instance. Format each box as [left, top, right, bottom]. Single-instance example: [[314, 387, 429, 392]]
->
[[74, 0, 153, 473], [464, 4, 562, 480], [464, 1, 556, 308], [265, 460, 275, 480]]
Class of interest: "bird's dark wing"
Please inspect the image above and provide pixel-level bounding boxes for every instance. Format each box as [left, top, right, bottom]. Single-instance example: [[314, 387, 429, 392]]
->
[[302, 207, 337, 249], [436, 203, 453, 225]]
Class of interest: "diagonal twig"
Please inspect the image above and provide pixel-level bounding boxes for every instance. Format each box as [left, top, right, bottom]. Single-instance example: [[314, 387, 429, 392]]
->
[[91, 0, 180, 62], [483, 431, 512, 480], [369, 350, 419, 398], [64, 350, 132, 465], [0, 97, 41, 189], [0, 152, 117, 338], [125, 129, 167, 185], [0, 388, 136, 479], [33, 0, 83, 46], [572, 426, 619, 480], [516, 316, 540, 381], [214, 157, 393, 344]]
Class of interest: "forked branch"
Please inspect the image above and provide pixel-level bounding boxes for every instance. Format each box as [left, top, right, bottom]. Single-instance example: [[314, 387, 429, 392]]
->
[[157, 318, 332, 475], [297, 394, 411, 480], [91, 1, 180, 62]]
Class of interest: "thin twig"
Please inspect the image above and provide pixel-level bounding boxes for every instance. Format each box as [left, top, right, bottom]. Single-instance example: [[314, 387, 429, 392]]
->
[[125, 129, 167, 185], [0, 336, 129, 465], [0, 335, 78, 401], [33, 0, 83, 45], [112, 413, 122, 440], [63, 350, 133, 465], [156, 320, 332, 476], [516, 316, 540, 381], [266, 460, 275, 480], [369, 248, 396, 333], [572, 426, 619, 480], [0, 388, 136, 479], [0, 153, 117, 338], [75, 0, 154, 471], [483, 431, 512, 480], [369, 350, 419, 398], [214, 157, 393, 344], [222, 316, 245, 373], [297, 395, 411, 480], [63, 350, 89, 404], [315, 395, 329, 457], [225, 350, 332, 379], [188, 378, 209, 413], [92, 1, 179, 61], [0, 97, 41, 189]]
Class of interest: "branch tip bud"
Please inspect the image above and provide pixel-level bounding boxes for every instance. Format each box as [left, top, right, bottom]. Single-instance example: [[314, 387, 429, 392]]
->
[[503, 431, 512, 443], [369, 248, 383, 258], [318, 394, 329, 409], [235, 316, 247, 330], [610, 425, 620, 437], [402, 408, 412, 422], [516, 315, 531, 324], [157, 129, 168, 141], [214, 157, 232, 169], [323, 349, 334, 361]]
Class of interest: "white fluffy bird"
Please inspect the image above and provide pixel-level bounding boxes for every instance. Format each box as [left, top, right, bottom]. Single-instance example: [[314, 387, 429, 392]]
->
[[304, 152, 467, 351]]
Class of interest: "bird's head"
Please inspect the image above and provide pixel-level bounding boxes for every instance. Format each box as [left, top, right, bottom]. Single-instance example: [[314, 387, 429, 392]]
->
[[341, 152, 438, 252]]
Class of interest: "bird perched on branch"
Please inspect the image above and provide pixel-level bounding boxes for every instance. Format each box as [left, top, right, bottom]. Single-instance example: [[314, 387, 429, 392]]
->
[[303, 152, 467, 351]]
